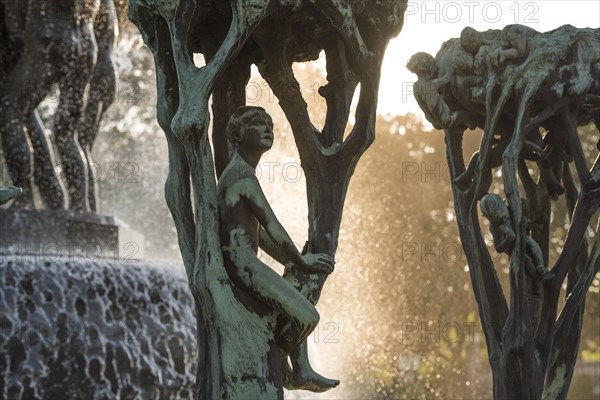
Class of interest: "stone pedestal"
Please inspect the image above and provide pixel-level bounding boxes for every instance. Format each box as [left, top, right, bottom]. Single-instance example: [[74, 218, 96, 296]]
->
[[0, 209, 144, 262]]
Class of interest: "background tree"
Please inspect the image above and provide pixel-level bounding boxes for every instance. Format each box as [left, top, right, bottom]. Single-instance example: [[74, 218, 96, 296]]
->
[[430, 27, 600, 398]]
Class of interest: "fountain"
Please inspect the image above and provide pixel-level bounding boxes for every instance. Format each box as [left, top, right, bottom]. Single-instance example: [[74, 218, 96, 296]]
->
[[0, 1, 193, 398]]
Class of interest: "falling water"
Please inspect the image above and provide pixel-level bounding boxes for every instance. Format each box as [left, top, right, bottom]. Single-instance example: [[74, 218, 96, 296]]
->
[[0, 255, 196, 399]]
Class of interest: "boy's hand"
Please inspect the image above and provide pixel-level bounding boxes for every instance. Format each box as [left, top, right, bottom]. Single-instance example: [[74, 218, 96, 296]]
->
[[299, 253, 335, 274]]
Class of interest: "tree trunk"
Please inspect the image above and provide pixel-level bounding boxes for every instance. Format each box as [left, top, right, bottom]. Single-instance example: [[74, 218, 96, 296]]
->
[[443, 123, 600, 399], [129, 4, 285, 398]]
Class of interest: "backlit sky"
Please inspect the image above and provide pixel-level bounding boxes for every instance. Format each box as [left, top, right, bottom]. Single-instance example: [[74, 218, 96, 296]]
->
[[378, 0, 600, 116]]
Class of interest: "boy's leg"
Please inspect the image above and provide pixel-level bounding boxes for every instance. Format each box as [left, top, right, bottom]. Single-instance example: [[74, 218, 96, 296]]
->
[[224, 236, 339, 391], [282, 267, 341, 392], [229, 256, 320, 353]]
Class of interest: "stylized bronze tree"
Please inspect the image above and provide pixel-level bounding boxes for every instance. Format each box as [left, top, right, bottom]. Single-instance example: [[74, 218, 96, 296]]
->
[[128, 0, 407, 397], [409, 25, 600, 399]]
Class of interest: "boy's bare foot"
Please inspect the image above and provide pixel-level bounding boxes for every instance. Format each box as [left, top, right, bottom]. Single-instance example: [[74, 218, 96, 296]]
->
[[284, 367, 340, 393]]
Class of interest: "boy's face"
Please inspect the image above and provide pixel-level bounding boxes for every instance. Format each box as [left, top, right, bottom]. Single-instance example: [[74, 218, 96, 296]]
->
[[415, 60, 434, 79], [238, 110, 274, 152], [461, 32, 483, 54], [408, 54, 435, 79]]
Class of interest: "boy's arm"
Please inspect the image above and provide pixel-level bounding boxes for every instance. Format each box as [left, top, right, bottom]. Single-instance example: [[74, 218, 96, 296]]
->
[[238, 177, 333, 273], [258, 227, 292, 266], [238, 177, 305, 266], [430, 76, 450, 89]]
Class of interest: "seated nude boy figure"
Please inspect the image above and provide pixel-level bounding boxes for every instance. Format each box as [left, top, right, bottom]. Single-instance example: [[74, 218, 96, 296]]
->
[[217, 106, 339, 392]]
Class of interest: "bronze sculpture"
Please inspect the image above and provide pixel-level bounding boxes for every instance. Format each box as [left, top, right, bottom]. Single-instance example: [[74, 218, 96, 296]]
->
[[409, 24, 600, 399], [1, 0, 117, 211], [218, 106, 337, 391]]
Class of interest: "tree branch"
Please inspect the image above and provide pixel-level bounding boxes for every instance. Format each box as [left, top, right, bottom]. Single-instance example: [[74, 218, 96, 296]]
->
[[552, 154, 600, 284], [444, 128, 508, 366], [130, 4, 197, 279], [554, 217, 600, 339], [543, 218, 598, 399], [211, 60, 252, 177], [339, 54, 383, 167], [254, 24, 321, 164], [318, 38, 359, 147]]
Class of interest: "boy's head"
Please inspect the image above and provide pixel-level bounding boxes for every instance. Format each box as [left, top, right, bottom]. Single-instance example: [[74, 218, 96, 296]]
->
[[227, 106, 273, 149], [406, 52, 436, 79], [460, 27, 484, 54], [452, 51, 474, 75], [480, 193, 510, 224]]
